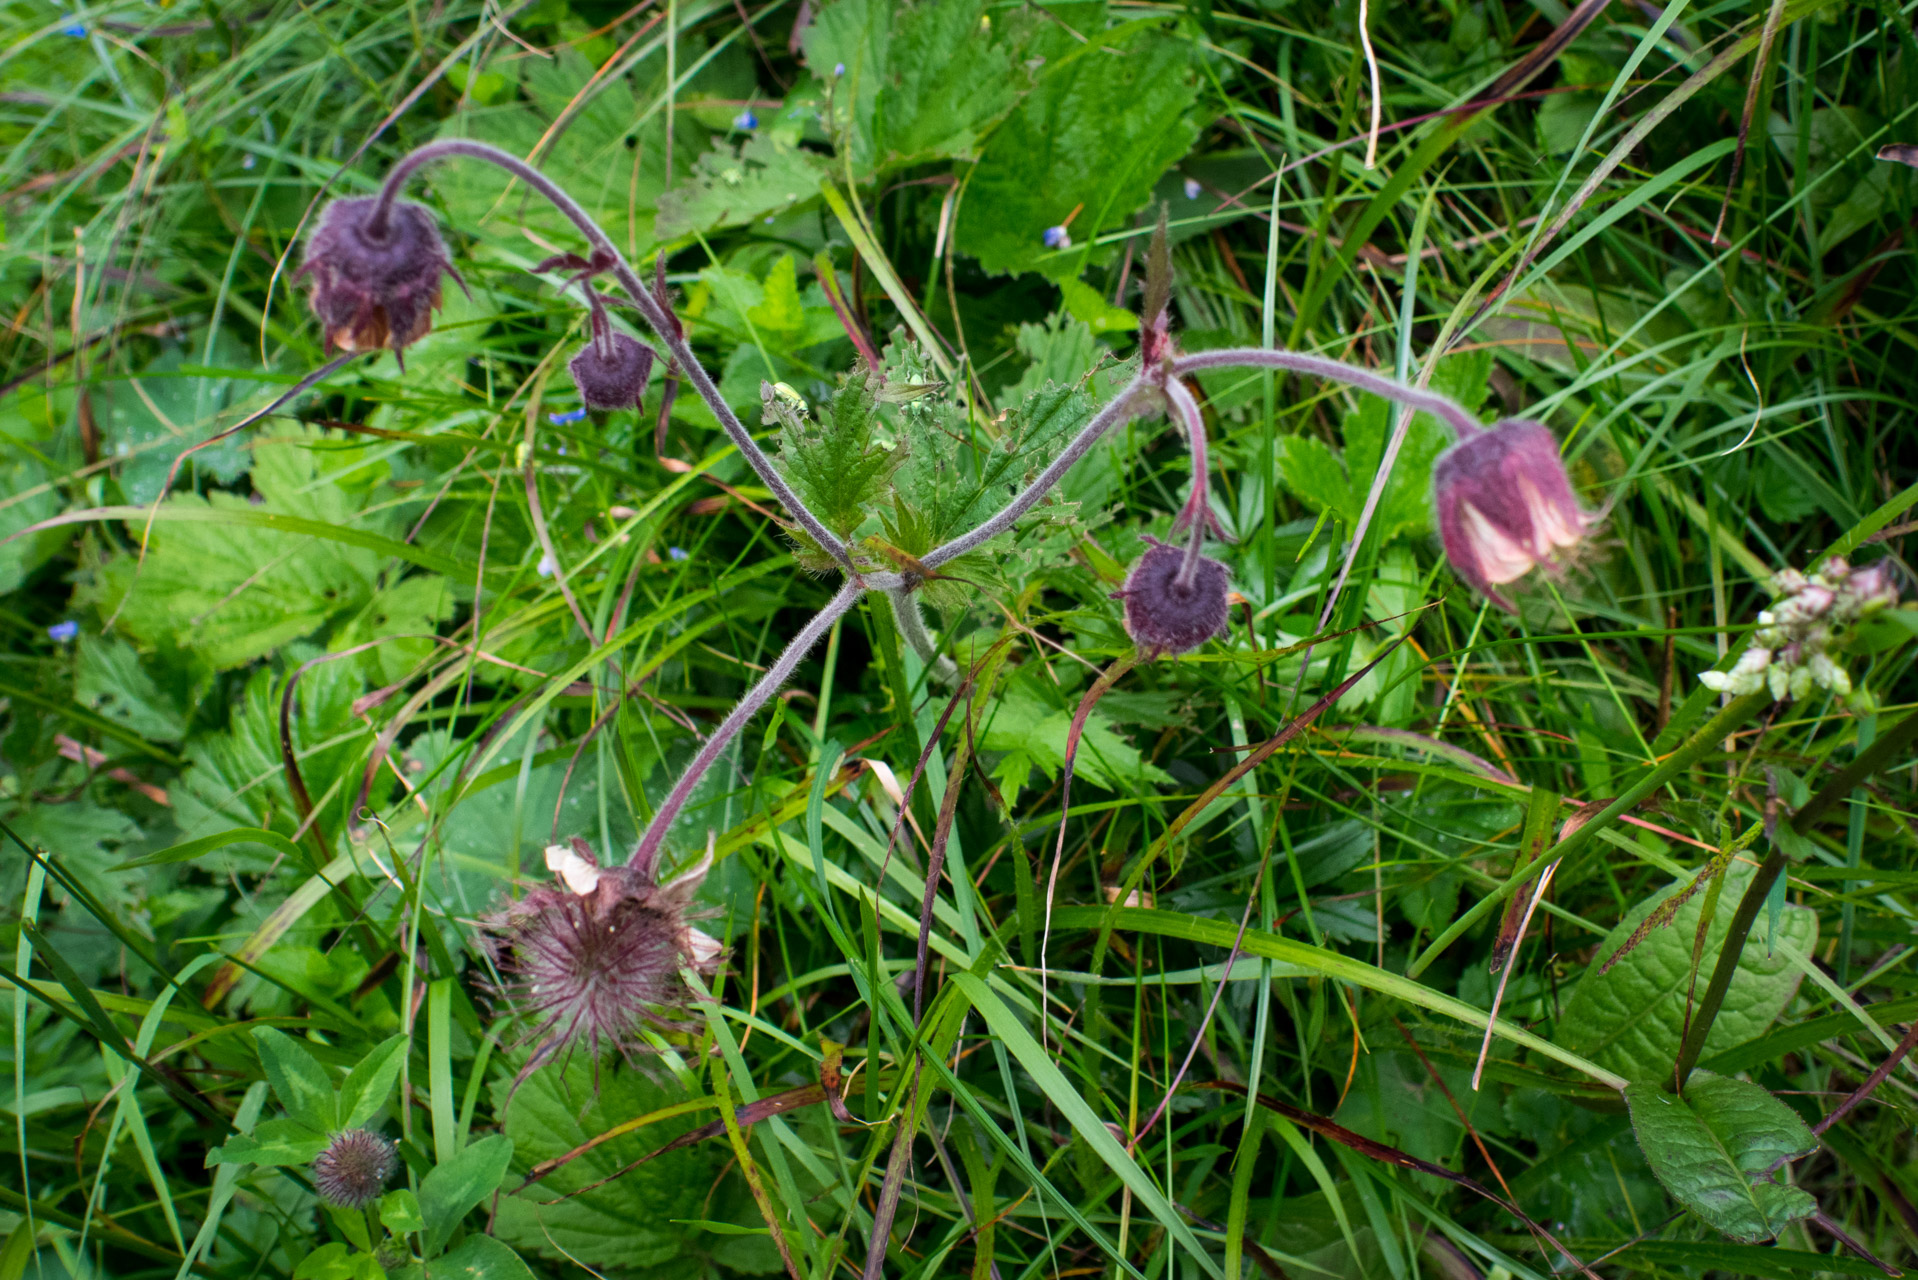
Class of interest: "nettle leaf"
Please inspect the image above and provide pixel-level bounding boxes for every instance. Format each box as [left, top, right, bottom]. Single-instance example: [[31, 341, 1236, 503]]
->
[[1626, 1072, 1817, 1242], [954, 14, 1203, 277], [655, 132, 829, 240], [102, 333, 252, 505], [332, 574, 457, 687], [489, 1056, 727, 1275], [74, 633, 188, 742], [774, 362, 903, 544], [803, 0, 1019, 171], [90, 425, 385, 670], [252, 1027, 338, 1131], [1555, 861, 1816, 1085], [981, 691, 1172, 799]]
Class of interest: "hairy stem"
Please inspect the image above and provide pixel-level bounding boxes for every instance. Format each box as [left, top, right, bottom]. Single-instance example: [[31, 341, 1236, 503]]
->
[[1162, 375, 1211, 586], [1169, 347, 1485, 441], [923, 373, 1145, 570], [1408, 687, 1771, 979], [886, 587, 958, 685], [627, 582, 866, 878], [372, 140, 856, 574], [1672, 705, 1918, 1085]]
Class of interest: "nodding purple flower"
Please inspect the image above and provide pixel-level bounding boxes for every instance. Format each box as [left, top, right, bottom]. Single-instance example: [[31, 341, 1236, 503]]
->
[[1115, 536, 1231, 657], [733, 109, 759, 131], [548, 407, 588, 426], [481, 837, 723, 1074], [1183, 177, 1201, 200], [297, 196, 463, 358], [1042, 225, 1072, 250], [568, 322, 655, 412], [47, 620, 79, 643], [310, 1129, 396, 1209], [1432, 419, 1591, 613]]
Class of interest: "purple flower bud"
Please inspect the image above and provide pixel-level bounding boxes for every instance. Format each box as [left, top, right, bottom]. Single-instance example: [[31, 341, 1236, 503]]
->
[[1116, 537, 1231, 656], [1432, 419, 1591, 612], [482, 838, 723, 1069], [297, 197, 461, 357], [47, 620, 79, 642], [568, 334, 654, 411], [310, 1129, 396, 1209]]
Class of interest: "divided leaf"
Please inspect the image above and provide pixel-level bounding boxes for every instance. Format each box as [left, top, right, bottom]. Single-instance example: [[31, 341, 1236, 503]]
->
[[1626, 1071, 1816, 1242], [772, 363, 903, 543], [655, 132, 829, 240]]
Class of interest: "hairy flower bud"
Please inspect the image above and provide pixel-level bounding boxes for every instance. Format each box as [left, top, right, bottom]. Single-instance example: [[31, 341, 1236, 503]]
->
[[1432, 419, 1591, 612], [483, 838, 722, 1070], [1117, 536, 1230, 656], [298, 197, 460, 357], [569, 333, 654, 411], [311, 1129, 396, 1209]]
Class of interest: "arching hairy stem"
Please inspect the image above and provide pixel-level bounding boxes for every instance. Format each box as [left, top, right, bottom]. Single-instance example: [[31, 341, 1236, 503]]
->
[[372, 139, 857, 576], [1161, 375, 1215, 587], [627, 582, 865, 879], [1169, 348, 1485, 441]]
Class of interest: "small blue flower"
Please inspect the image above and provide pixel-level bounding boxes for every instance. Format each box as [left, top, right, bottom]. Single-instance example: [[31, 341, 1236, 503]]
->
[[61, 21, 86, 36], [548, 408, 588, 425], [242, 154, 256, 170], [1042, 225, 1071, 250], [667, 547, 690, 562], [733, 109, 758, 131], [1183, 177, 1202, 200], [833, 62, 846, 76], [48, 620, 79, 642]]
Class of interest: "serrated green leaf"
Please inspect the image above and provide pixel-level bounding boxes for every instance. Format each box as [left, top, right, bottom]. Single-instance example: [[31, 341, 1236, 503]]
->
[[655, 132, 829, 240], [954, 19, 1202, 277], [980, 692, 1172, 799], [251, 1027, 338, 1131], [73, 633, 188, 741], [1626, 1071, 1816, 1242], [332, 573, 456, 686], [775, 363, 902, 539], [489, 1056, 725, 1274], [337, 1035, 407, 1130], [1556, 861, 1817, 1085], [419, 1133, 514, 1255], [414, 1235, 538, 1279], [803, 0, 1019, 171], [103, 335, 252, 505], [1059, 278, 1138, 334]]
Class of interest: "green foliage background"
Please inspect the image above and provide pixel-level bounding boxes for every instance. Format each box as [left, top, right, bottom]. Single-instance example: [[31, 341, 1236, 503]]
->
[[3, 0, 1917, 1276]]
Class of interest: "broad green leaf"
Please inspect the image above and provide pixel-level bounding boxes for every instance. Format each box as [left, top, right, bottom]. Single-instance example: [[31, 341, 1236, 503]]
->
[[208, 1116, 331, 1168], [1626, 1071, 1816, 1242], [337, 1035, 408, 1130], [980, 691, 1172, 799], [381, 1188, 425, 1236], [1059, 278, 1138, 334], [954, 17, 1202, 277], [654, 132, 829, 240], [101, 335, 251, 505], [489, 1056, 725, 1273], [73, 633, 188, 742], [419, 1133, 515, 1255], [413, 1235, 538, 1279], [1556, 861, 1816, 1085], [332, 573, 456, 686], [251, 1027, 338, 1131], [802, 0, 1019, 171], [89, 425, 385, 669], [0, 451, 62, 594]]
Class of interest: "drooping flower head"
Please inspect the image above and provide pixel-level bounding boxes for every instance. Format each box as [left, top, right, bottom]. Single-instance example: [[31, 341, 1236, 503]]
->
[[298, 196, 462, 358], [1117, 536, 1231, 657], [1432, 419, 1591, 612], [568, 317, 655, 412], [311, 1128, 396, 1209], [481, 837, 722, 1075]]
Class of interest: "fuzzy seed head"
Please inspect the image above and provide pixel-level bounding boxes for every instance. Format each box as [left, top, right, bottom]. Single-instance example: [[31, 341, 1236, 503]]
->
[[482, 838, 721, 1070], [311, 1129, 396, 1209], [1118, 537, 1230, 656], [1432, 419, 1591, 612], [569, 334, 654, 411], [298, 197, 457, 355]]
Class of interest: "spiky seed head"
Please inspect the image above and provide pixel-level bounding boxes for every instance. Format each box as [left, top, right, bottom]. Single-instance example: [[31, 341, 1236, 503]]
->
[[482, 838, 722, 1071], [297, 197, 459, 356], [311, 1129, 396, 1209], [1117, 536, 1230, 657], [569, 334, 654, 411], [1431, 419, 1591, 613]]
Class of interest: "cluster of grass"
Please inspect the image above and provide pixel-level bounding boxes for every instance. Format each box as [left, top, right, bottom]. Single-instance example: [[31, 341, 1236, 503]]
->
[[2, 0, 1916, 1277]]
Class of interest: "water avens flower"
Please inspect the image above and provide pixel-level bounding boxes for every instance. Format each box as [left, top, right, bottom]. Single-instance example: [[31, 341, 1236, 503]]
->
[[1432, 418, 1591, 612], [482, 837, 722, 1072], [569, 332, 654, 411], [1117, 536, 1230, 656], [311, 1129, 396, 1209], [297, 196, 462, 358]]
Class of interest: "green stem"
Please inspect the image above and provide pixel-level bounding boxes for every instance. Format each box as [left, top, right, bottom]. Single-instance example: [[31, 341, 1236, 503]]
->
[[1672, 705, 1918, 1085], [1407, 687, 1770, 979]]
